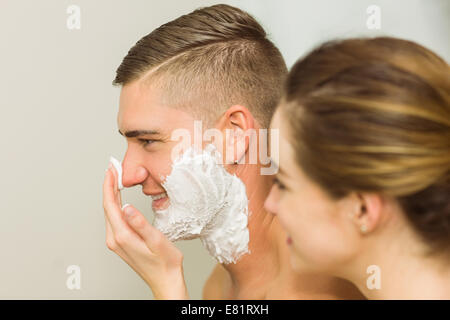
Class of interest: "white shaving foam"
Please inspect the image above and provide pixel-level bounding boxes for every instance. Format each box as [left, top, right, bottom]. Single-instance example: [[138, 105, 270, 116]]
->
[[109, 156, 124, 190], [153, 144, 250, 264]]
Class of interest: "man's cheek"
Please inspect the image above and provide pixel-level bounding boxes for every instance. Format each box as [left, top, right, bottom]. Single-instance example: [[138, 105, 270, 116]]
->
[[143, 155, 172, 182]]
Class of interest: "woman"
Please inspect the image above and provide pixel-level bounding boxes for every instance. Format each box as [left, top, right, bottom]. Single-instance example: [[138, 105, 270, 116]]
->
[[265, 37, 450, 299]]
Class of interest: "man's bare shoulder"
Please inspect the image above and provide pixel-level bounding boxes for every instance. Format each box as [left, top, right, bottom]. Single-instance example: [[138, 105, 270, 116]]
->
[[202, 263, 231, 300]]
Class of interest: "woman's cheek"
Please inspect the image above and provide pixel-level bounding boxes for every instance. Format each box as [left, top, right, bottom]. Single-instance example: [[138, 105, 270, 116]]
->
[[285, 202, 340, 272], [277, 196, 298, 236], [281, 198, 315, 255], [307, 223, 353, 273]]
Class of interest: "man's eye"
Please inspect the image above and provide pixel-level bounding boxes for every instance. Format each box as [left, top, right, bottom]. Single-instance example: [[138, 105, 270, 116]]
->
[[138, 139, 155, 147]]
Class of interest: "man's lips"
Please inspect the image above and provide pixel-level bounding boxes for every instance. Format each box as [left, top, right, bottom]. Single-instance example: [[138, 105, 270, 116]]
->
[[143, 190, 166, 198], [151, 192, 167, 201], [150, 192, 169, 210]]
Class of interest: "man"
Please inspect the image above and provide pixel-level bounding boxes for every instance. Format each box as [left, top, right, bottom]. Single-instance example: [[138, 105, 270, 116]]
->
[[103, 4, 364, 299]]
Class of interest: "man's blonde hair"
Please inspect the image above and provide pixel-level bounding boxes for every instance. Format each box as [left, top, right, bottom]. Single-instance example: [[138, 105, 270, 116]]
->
[[113, 4, 287, 128]]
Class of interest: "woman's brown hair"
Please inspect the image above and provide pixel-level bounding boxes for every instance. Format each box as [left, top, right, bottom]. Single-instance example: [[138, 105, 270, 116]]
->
[[281, 37, 450, 255]]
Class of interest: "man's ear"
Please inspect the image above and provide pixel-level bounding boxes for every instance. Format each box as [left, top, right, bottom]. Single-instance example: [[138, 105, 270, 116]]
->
[[219, 105, 254, 164]]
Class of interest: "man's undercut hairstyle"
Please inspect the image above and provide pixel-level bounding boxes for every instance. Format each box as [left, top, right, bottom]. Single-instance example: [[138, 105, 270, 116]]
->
[[113, 4, 287, 128]]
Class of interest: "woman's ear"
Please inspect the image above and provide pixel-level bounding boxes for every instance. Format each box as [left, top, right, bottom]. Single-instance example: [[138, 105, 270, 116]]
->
[[221, 105, 254, 164], [351, 193, 384, 235]]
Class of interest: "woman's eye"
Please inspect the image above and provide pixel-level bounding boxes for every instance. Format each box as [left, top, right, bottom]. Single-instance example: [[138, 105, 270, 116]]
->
[[274, 177, 286, 190]]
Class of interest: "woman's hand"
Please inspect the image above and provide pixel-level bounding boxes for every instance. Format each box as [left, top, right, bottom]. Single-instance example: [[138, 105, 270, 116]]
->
[[102, 163, 188, 299]]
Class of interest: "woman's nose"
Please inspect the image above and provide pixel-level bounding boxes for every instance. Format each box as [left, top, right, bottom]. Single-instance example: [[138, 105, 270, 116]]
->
[[264, 185, 279, 215]]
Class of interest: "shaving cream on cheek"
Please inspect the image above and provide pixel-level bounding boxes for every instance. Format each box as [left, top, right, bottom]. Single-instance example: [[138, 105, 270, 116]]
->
[[153, 144, 250, 264]]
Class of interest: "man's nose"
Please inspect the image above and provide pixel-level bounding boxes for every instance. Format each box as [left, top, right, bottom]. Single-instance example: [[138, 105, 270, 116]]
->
[[122, 153, 148, 188], [122, 163, 148, 188]]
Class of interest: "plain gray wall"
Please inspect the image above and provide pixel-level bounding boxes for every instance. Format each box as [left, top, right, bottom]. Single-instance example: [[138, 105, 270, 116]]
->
[[0, 0, 448, 299]]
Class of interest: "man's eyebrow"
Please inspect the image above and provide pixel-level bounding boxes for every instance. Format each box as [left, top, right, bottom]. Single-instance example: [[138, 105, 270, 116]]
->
[[118, 129, 161, 138]]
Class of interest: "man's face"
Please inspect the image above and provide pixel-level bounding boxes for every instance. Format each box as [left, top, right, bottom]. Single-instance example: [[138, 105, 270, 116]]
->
[[117, 80, 198, 211]]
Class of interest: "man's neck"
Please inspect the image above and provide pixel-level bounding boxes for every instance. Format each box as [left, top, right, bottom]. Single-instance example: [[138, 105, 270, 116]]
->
[[222, 209, 282, 298], [219, 164, 283, 298]]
